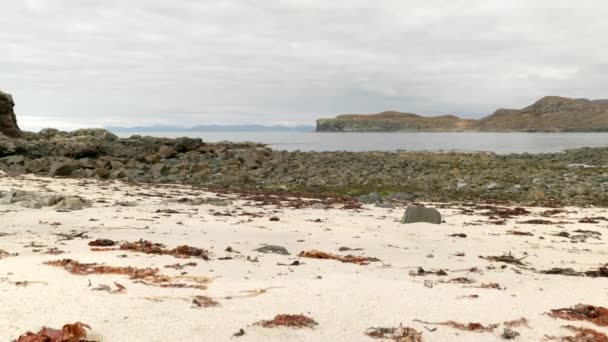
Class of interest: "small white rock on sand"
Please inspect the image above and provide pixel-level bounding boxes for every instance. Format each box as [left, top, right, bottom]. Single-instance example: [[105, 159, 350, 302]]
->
[[1, 173, 608, 341]]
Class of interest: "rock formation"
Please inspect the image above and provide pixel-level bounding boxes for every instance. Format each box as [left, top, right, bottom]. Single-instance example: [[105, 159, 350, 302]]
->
[[317, 96, 608, 132], [0, 90, 23, 138]]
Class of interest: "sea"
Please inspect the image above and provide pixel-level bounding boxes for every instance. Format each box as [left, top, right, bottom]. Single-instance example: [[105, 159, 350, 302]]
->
[[116, 131, 608, 154]]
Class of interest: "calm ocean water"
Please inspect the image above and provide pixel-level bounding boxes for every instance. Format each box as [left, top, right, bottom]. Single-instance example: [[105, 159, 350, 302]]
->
[[117, 131, 608, 154]]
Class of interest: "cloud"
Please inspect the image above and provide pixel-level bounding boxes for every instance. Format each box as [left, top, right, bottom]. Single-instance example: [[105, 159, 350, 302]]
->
[[2, 0, 607, 129]]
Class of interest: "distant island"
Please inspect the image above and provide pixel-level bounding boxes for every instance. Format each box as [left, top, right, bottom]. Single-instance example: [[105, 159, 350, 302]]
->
[[107, 124, 315, 133], [316, 96, 608, 132]]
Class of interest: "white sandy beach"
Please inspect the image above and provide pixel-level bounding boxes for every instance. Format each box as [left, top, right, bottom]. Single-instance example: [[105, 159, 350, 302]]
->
[[1, 173, 608, 341]]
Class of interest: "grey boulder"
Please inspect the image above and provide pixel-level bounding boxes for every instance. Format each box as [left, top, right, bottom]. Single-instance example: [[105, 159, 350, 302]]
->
[[401, 206, 442, 224]]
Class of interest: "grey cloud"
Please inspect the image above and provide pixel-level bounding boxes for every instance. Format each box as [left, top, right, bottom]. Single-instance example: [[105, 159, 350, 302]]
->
[[1, 0, 608, 129]]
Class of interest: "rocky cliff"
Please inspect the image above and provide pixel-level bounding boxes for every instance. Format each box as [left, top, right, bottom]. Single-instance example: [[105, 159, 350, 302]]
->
[[477, 96, 608, 132], [317, 96, 608, 132], [316, 111, 476, 132], [0, 90, 23, 138]]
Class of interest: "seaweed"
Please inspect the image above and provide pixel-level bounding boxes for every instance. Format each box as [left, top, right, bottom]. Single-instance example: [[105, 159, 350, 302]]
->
[[365, 324, 423, 341], [409, 268, 448, 277], [413, 319, 498, 332], [45, 259, 210, 290], [13, 322, 90, 342], [548, 305, 608, 327], [119, 240, 210, 260], [298, 250, 379, 265], [88, 239, 116, 247], [506, 230, 534, 236], [546, 325, 608, 342], [254, 314, 318, 329], [192, 295, 220, 308], [479, 252, 527, 266]]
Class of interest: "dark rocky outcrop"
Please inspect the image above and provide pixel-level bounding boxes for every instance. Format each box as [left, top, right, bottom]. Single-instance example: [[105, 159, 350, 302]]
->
[[0, 127, 607, 206], [0, 90, 22, 138], [317, 96, 608, 132]]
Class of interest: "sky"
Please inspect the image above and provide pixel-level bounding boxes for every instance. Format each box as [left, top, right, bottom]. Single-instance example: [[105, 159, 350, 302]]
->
[[2, 0, 608, 130]]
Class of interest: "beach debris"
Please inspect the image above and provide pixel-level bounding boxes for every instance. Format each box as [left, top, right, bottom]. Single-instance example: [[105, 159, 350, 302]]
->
[[410, 268, 448, 277], [92, 281, 126, 294], [542, 209, 567, 216], [545, 325, 608, 341], [192, 295, 220, 308], [44, 248, 64, 255], [579, 216, 608, 224], [365, 324, 423, 341], [541, 264, 608, 278], [232, 329, 246, 337], [506, 230, 534, 236], [14, 322, 90, 342], [269, 216, 280, 221], [480, 206, 530, 218], [0, 278, 48, 287], [45, 259, 210, 290], [254, 245, 290, 255], [503, 317, 529, 328], [88, 238, 116, 247], [254, 314, 318, 329], [298, 250, 380, 265], [413, 319, 499, 332], [277, 260, 302, 266], [54, 231, 89, 241], [448, 233, 467, 238], [518, 219, 558, 225], [119, 239, 210, 260], [548, 304, 608, 326], [446, 277, 475, 284], [339, 246, 364, 252], [501, 328, 520, 340], [479, 252, 527, 266], [480, 283, 503, 290], [164, 262, 197, 270]]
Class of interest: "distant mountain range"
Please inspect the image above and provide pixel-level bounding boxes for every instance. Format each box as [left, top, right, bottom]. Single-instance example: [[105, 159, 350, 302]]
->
[[316, 96, 608, 132], [107, 124, 315, 133]]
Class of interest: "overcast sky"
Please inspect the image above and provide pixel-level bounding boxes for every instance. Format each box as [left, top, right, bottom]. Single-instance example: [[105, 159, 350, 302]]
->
[[3, 0, 608, 130]]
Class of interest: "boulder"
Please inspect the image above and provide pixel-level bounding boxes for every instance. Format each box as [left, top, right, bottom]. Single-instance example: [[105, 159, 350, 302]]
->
[[54, 196, 88, 210], [401, 206, 442, 224], [49, 161, 76, 176], [254, 245, 290, 255], [70, 128, 118, 141], [358, 192, 381, 204], [0, 90, 23, 138], [158, 145, 177, 159]]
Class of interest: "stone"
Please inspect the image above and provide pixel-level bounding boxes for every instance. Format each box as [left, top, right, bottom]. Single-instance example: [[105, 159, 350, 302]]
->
[[0, 90, 23, 138], [401, 206, 442, 224], [158, 145, 177, 159], [358, 192, 381, 204], [49, 162, 77, 176], [71, 128, 118, 141], [25, 159, 46, 173], [54, 196, 88, 210], [254, 245, 290, 255], [310, 203, 327, 210], [0, 155, 25, 165], [150, 163, 167, 175]]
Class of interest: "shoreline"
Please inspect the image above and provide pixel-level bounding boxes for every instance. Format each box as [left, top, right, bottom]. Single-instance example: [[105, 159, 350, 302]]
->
[[0, 128, 607, 207], [2, 173, 608, 341]]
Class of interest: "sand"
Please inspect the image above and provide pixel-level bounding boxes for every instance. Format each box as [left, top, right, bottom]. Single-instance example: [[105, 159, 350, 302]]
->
[[1, 173, 608, 341]]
